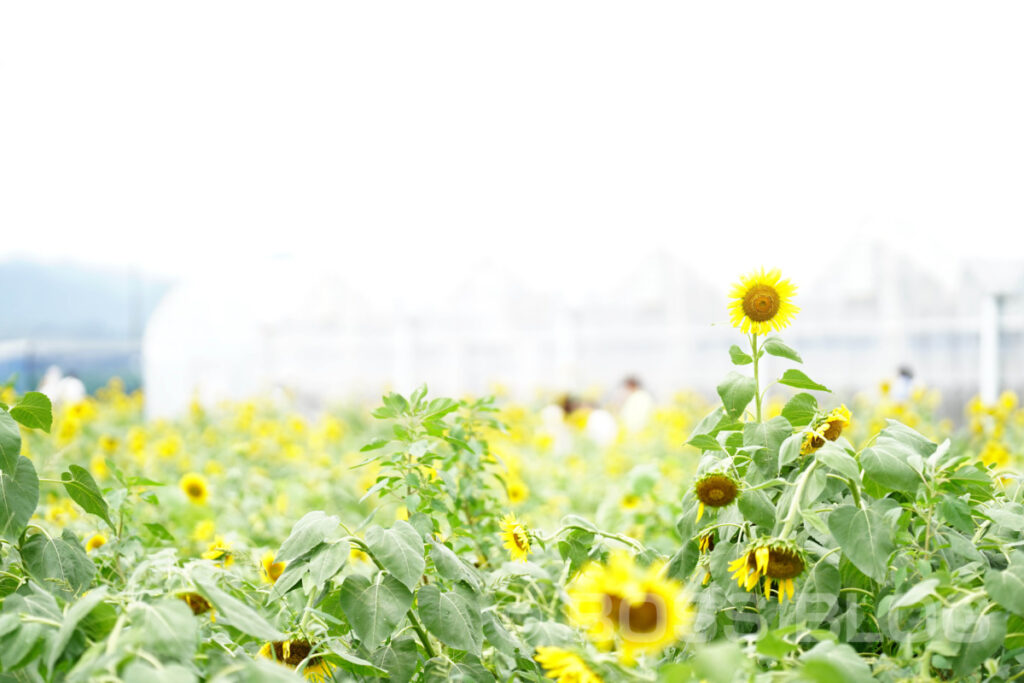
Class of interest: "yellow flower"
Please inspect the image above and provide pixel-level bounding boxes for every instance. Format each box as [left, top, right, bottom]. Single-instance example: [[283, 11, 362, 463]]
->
[[728, 539, 805, 603], [507, 478, 529, 505], [693, 473, 740, 522], [568, 551, 692, 663], [180, 472, 209, 504], [261, 551, 286, 584], [193, 519, 216, 541], [500, 513, 531, 562], [980, 441, 1010, 469], [821, 405, 851, 441], [98, 435, 119, 453], [155, 434, 182, 458], [179, 592, 213, 616], [85, 533, 107, 553], [621, 493, 642, 512], [258, 640, 335, 682], [534, 646, 603, 683], [800, 423, 829, 455], [728, 268, 799, 334], [202, 536, 234, 567], [89, 453, 110, 480]]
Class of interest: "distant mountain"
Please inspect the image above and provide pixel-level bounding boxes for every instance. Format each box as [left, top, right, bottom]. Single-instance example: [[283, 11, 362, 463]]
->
[[0, 259, 172, 340]]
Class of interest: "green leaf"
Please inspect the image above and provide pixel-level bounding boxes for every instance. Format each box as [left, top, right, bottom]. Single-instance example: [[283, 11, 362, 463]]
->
[[372, 636, 420, 683], [778, 369, 830, 392], [0, 455, 39, 543], [20, 529, 95, 598], [686, 434, 723, 452], [423, 654, 495, 683], [9, 392, 52, 433], [46, 586, 108, 672], [429, 538, 481, 589], [365, 520, 425, 590], [985, 553, 1024, 617], [742, 417, 791, 475], [717, 372, 756, 419], [816, 443, 860, 481], [778, 433, 803, 467], [325, 644, 388, 677], [781, 393, 818, 428], [762, 337, 802, 363], [892, 578, 940, 609], [737, 489, 776, 530], [61, 465, 114, 530], [126, 599, 198, 660], [338, 572, 413, 649], [0, 409, 22, 473], [949, 605, 1006, 675], [728, 345, 753, 365], [791, 562, 840, 629], [799, 641, 874, 683], [861, 441, 923, 494], [417, 584, 482, 654], [305, 541, 350, 588], [827, 504, 895, 582], [194, 578, 285, 640], [276, 511, 340, 563]]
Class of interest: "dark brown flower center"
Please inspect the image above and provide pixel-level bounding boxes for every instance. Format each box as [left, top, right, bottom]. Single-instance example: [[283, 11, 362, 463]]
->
[[269, 640, 320, 668], [186, 483, 204, 498], [604, 593, 664, 634], [742, 284, 780, 322], [512, 529, 529, 552], [765, 548, 804, 579], [695, 475, 738, 508], [823, 421, 843, 441], [180, 593, 211, 615]]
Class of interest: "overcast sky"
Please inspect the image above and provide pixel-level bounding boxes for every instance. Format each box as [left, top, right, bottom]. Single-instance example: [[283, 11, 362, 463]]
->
[[1, 2, 1022, 300]]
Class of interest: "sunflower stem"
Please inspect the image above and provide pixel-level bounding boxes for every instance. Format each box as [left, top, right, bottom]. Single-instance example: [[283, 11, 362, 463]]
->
[[751, 333, 762, 423], [779, 459, 820, 539]]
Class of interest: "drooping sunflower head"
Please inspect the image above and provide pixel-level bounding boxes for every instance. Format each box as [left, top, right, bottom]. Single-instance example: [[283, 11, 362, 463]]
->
[[179, 591, 212, 616], [568, 551, 692, 663], [822, 405, 851, 441], [727, 539, 806, 603], [800, 423, 828, 455], [500, 513, 531, 562], [693, 472, 740, 522], [180, 472, 209, 505], [261, 551, 286, 583], [258, 640, 335, 682], [534, 646, 603, 683], [728, 268, 799, 335], [698, 532, 715, 554]]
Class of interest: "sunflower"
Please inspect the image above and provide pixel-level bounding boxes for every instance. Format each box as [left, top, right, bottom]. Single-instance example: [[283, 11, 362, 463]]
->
[[507, 478, 529, 505], [568, 551, 692, 663], [500, 513, 531, 562], [980, 441, 1010, 469], [728, 268, 799, 334], [258, 640, 335, 682], [821, 405, 851, 441], [800, 423, 829, 455], [85, 533, 107, 553], [261, 551, 286, 583], [727, 539, 806, 603], [534, 646, 603, 683], [202, 535, 234, 567], [694, 473, 740, 522], [179, 592, 212, 616], [180, 472, 209, 505]]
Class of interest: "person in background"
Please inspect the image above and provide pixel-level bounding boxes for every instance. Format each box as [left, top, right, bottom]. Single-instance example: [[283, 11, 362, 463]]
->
[[893, 365, 914, 402], [620, 375, 654, 433]]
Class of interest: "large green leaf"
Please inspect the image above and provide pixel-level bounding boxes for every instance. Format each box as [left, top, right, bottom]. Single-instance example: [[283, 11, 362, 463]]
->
[[0, 410, 22, 473], [338, 572, 413, 649], [0, 455, 39, 543], [20, 529, 95, 598], [827, 504, 895, 582], [778, 369, 830, 392], [781, 393, 818, 428], [985, 553, 1024, 617], [365, 520, 425, 590], [276, 511, 341, 563], [717, 372, 756, 419], [762, 336, 802, 363], [816, 443, 860, 481], [194, 578, 285, 640], [372, 635, 420, 683], [742, 417, 791, 475], [9, 392, 52, 433], [949, 605, 1006, 676], [728, 345, 753, 365], [861, 445, 922, 494], [61, 465, 114, 530], [417, 584, 482, 654], [46, 586, 109, 672], [126, 599, 198, 660]]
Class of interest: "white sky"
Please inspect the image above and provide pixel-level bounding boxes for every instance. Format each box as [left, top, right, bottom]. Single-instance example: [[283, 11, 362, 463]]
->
[[2, 2, 1022, 299]]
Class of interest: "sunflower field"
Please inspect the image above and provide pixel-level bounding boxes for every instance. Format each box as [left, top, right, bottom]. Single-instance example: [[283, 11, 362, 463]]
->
[[3, 270, 1024, 682]]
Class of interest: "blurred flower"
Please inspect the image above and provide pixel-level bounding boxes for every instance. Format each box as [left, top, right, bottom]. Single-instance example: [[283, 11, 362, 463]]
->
[[258, 640, 335, 682], [202, 536, 234, 567], [180, 472, 209, 504], [261, 551, 286, 584], [534, 647, 602, 683], [85, 533, 107, 553]]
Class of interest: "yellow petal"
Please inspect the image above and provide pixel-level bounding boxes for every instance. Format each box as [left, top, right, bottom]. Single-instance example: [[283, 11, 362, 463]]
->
[[696, 502, 704, 523], [755, 547, 769, 573]]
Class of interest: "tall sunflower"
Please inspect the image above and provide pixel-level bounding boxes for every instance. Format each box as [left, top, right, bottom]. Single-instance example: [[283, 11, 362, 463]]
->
[[728, 268, 799, 334], [500, 513, 531, 562], [534, 647, 603, 683], [568, 551, 692, 663], [693, 472, 740, 522], [727, 539, 806, 603], [258, 640, 335, 682]]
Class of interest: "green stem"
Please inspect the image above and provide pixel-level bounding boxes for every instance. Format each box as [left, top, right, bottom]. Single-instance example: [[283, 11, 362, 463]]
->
[[779, 459, 820, 539], [751, 333, 762, 423], [539, 525, 645, 553]]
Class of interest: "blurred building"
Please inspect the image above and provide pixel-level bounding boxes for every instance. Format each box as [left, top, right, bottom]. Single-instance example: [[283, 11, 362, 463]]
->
[[141, 247, 1024, 418]]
